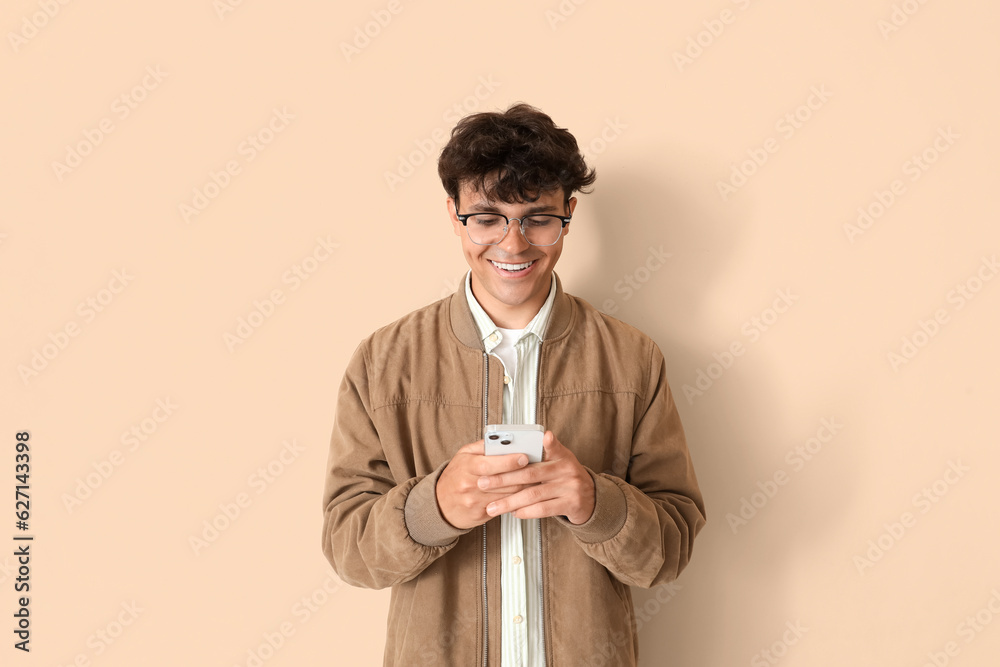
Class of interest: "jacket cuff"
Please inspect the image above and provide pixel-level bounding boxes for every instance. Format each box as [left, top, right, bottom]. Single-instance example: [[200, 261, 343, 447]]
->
[[555, 468, 627, 544], [404, 459, 474, 547]]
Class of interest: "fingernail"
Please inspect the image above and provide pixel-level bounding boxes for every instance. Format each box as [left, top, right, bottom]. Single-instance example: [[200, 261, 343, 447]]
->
[[477, 477, 488, 489], [518, 456, 528, 466], [487, 503, 497, 515]]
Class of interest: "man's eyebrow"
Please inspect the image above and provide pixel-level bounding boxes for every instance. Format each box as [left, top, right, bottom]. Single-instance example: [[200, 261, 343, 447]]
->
[[468, 201, 560, 214], [467, 201, 502, 212]]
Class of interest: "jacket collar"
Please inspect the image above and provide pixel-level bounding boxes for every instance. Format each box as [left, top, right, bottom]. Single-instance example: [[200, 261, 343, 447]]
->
[[450, 270, 573, 350]]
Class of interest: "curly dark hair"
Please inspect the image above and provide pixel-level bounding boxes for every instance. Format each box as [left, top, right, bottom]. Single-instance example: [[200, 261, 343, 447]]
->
[[437, 102, 596, 205]]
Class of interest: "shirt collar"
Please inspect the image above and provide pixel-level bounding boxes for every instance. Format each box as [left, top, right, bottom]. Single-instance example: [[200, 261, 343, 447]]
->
[[464, 269, 557, 352]]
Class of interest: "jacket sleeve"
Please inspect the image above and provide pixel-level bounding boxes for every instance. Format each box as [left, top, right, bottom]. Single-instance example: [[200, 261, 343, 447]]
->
[[321, 340, 473, 589], [553, 338, 707, 588]]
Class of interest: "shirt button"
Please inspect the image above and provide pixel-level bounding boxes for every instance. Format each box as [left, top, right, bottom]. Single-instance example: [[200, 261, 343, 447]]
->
[[512, 555, 521, 565], [489, 333, 498, 342], [503, 375, 511, 385], [513, 615, 523, 624]]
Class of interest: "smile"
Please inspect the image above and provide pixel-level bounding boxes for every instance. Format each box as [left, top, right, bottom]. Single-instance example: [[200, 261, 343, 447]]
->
[[489, 259, 537, 274]]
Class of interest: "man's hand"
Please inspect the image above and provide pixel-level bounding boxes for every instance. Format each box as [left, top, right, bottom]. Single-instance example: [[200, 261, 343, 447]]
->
[[436, 440, 535, 530], [478, 431, 596, 525]]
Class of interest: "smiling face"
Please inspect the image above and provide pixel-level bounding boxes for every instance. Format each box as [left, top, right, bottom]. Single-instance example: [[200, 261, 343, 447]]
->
[[448, 181, 576, 329]]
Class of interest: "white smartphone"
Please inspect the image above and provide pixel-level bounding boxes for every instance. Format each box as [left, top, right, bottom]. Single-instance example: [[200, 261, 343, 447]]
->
[[484, 424, 544, 463]]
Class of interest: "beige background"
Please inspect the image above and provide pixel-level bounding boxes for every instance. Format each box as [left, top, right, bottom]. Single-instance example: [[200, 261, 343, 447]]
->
[[2, 0, 999, 665]]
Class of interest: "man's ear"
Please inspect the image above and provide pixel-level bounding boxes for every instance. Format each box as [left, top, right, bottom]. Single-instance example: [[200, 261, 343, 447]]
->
[[447, 197, 462, 236], [564, 196, 577, 237]]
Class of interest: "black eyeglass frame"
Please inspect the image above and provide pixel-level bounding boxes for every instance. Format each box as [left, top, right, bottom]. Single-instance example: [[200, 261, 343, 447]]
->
[[453, 199, 573, 247]]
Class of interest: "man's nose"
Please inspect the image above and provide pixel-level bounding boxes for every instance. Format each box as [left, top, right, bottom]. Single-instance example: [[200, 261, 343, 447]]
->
[[498, 219, 531, 254]]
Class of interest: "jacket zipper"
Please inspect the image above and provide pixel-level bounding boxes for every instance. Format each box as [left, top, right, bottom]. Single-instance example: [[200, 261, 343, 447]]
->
[[537, 520, 545, 663], [483, 344, 550, 665], [536, 342, 546, 665], [482, 351, 489, 667]]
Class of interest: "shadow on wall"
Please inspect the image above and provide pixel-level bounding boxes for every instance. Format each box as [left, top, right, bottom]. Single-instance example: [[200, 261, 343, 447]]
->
[[571, 160, 788, 667]]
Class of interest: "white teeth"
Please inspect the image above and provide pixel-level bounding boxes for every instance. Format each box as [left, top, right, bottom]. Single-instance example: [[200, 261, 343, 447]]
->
[[490, 259, 534, 271]]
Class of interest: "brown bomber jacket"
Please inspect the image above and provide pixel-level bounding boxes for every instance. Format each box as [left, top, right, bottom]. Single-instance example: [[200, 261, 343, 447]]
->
[[321, 271, 706, 666]]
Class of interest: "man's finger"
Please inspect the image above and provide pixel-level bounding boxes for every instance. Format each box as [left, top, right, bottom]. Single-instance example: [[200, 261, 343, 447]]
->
[[478, 463, 544, 491], [511, 499, 567, 521], [479, 482, 534, 495], [458, 439, 485, 455], [541, 430, 560, 457], [474, 452, 529, 476], [486, 482, 558, 517]]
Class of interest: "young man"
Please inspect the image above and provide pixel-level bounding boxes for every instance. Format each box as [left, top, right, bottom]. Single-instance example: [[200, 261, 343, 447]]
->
[[321, 103, 706, 666]]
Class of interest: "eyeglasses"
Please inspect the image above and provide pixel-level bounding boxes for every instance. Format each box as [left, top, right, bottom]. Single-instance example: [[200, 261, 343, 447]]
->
[[455, 201, 571, 247]]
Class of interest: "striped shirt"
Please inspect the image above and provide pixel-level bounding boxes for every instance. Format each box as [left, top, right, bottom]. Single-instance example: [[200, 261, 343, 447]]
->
[[465, 268, 556, 667]]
